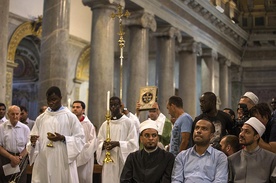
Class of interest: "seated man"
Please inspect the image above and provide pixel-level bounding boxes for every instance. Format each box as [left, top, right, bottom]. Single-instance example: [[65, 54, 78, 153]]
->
[[172, 118, 228, 182], [219, 135, 241, 156], [120, 119, 175, 183], [228, 117, 276, 183]]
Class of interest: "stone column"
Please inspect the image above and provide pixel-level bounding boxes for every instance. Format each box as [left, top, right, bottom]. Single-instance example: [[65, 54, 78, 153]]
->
[[0, 0, 9, 103], [178, 39, 201, 119], [38, 0, 70, 106], [231, 65, 243, 109], [154, 27, 182, 116], [83, 0, 123, 129], [201, 48, 218, 94], [124, 11, 156, 113], [219, 58, 231, 109]]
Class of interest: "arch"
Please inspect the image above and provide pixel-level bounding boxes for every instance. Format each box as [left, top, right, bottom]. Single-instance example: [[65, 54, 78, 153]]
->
[[5, 17, 42, 110], [7, 17, 42, 63], [75, 45, 90, 82]]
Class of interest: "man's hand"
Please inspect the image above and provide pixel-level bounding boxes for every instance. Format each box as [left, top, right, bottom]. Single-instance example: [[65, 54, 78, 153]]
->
[[48, 132, 65, 142], [30, 135, 39, 147], [9, 155, 20, 167], [136, 101, 141, 116], [102, 141, 120, 150]]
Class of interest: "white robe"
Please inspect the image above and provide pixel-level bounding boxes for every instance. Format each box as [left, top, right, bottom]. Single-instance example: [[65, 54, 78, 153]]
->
[[27, 107, 85, 183], [76, 116, 97, 183], [96, 115, 139, 183]]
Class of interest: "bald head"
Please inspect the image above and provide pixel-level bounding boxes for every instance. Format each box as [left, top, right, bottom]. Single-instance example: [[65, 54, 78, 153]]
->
[[7, 105, 21, 126]]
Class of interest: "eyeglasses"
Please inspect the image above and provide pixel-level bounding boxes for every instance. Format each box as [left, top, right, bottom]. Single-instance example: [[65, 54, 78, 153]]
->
[[143, 133, 158, 138]]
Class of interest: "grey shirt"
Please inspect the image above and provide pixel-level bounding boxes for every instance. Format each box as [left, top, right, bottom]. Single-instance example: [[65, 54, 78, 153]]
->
[[228, 146, 276, 183]]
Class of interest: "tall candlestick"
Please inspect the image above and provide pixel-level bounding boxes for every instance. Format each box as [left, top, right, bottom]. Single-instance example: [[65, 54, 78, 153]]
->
[[107, 91, 110, 111]]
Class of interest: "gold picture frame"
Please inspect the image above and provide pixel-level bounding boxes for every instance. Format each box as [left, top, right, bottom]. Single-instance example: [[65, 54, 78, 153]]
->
[[139, 86, 158, 111]]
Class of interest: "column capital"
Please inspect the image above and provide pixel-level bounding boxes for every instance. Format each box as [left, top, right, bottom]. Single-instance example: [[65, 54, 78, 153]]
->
[[218, 56, 231, 67], [178, 39, 202, 55], [83, 0, 124, 10], [202, 48, 218, 60], [124, 11, 156, 31], [153, 26, 182, 43]]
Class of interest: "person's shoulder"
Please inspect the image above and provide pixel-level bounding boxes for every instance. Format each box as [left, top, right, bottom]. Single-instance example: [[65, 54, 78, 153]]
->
[[121, 115, 133, 124], [194, 113, 204, 122], [127, 150, 141, 159], [217, 110, 232, 120], [18, 122, 30, 131], [177, 147, 193, 157], [28, 118, 35, 124], [270, 118, 276, 126], [177, 113, 193, 125], [162, 149, 175, 159], [212, 146, 227, 157], [228, 150, 242, 160], [260, 148, 276, 158]]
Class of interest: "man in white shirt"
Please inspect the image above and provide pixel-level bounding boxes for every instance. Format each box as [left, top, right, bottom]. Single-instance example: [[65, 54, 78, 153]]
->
[[72, 100, 97, 183], [0, 105, 30, 183]]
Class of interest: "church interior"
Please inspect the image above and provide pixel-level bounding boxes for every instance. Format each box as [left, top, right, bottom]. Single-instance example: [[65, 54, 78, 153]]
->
[[1, 0, 276, 129]]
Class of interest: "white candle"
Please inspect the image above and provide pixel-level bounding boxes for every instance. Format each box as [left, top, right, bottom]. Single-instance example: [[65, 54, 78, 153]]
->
[[107, 91, 110, 111], [68, 98, 71, 109]]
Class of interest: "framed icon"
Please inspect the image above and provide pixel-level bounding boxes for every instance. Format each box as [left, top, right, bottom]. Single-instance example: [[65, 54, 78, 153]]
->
[[139, 86, 158, 111]]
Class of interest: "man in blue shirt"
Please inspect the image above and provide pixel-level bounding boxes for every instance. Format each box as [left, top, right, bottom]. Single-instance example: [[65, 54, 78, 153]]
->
[[167, 96, 193, 156], [171, 118, 228, 183]]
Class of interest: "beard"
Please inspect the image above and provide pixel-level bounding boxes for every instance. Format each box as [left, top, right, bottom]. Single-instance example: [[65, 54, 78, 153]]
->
[[144, 142, 157, 151], [193, 136, 210, 146], [239, 137, 254, 146]]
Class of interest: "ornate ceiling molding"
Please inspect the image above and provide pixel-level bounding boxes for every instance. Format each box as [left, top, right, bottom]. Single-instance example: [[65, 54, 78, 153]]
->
[[129, 0, 242, 65]]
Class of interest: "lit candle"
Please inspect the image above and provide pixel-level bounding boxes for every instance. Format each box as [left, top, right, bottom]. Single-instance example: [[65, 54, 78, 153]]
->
[[107, 91, 110, 111], [68, 98, 71, 109]]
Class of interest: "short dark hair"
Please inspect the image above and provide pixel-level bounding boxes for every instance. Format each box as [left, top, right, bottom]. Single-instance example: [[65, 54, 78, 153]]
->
[[195, 118, 215, 133], [168, 96, 183, 108], [223, 135, 241, 153], [250, 103, 271, 121], [110, 96, 121, 105], [19, 106, 28, 112], [73, 100, 86, 109], [0, 103, 6, 109], [223, 108, 236, 118], [203, 92, 217, 104], [46, 86, 62, 98]]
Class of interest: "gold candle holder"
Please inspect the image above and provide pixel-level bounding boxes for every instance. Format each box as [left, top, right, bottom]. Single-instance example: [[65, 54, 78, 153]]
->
[[47, 132, 55, 147], [103, 111, 114, 163]]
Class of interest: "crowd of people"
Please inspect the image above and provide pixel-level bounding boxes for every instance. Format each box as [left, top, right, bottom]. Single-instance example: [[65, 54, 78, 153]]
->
[[0, 86, 276, 183]]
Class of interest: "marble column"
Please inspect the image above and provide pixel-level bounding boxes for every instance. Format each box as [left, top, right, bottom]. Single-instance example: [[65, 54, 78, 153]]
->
[[83, 0, 123, 129], [154, 27, 182, 116], [38, 0, 70, 106], [178, 40, 201, 119], [219, 58, 231, 109], [201, 48, 218, 94], [231, 65, 243, 109], [0, 0, 9, 103], [124, 11, 156, 113]]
